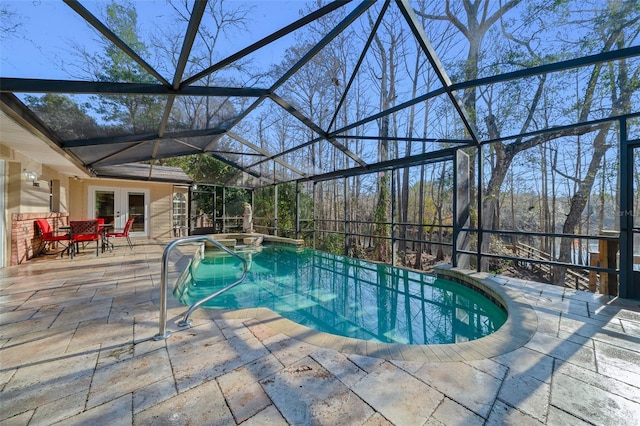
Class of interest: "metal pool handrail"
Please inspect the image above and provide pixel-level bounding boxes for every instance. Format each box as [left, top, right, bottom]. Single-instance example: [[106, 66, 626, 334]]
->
[[153, 235, 248, 340]]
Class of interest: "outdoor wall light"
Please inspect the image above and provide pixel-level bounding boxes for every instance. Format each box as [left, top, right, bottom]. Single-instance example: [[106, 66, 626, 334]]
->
[[23, 169, 38, 184]]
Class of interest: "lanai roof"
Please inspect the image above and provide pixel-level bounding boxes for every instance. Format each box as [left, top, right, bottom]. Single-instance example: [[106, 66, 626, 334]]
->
[[1, 0, 638, 187]]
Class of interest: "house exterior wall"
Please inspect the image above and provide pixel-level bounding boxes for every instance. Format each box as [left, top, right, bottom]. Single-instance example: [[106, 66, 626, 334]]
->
[[68, 178, 175, 239], [0, 145, 73, 214], [1, 142, 182, 266], [1, 144, 74, 266], [150, 184, 174, 239]]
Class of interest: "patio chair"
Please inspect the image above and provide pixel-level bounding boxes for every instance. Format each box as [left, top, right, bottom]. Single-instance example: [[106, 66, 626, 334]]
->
[[106, 217, 135, 249], [34, 219, 70, 256], [70, 219, 101, 258]]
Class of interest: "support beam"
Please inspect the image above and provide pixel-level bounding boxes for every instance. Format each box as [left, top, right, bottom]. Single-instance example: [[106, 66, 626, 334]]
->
[[451, 45, 640, 94], [391, 169, 396, 266], [296, 182, 301, 239], [0, 78, 268, 97], [331, 86, 447, 137], [181, 0, 353, 87], [395, 0, 480, 144], [328, 0, 390, 132], [344, 176, 349, 256], [226, 130, 307, 177], [313, 182, 317, 249], [198, 1, 373, 160], [86, 141, 149, 168], [270, 93, 368, 168], [269, 1, 374, 92], [454, 150, 471, 269], [62, 128, 226, 148], [298, 148, 457, 184], [332, 135, 471, 144], [619, 118, 637, 298], [477, 145, 484, 272], [157, 0, 207, 142], [274, 182, 279, 237], [64, 0, 171, 87]]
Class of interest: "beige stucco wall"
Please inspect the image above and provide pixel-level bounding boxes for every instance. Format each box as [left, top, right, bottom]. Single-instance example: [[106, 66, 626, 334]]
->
[[0, 147, 72, 218], [69, 178, 178, 239], [1, 142, 186, 266], [0, 143, 74, 267], [0, 144, 72, 215]]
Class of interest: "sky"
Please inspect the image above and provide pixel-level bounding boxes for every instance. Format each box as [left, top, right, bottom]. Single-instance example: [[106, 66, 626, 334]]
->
[[0, 0, 311, 81], [1, 1, 637, 188]]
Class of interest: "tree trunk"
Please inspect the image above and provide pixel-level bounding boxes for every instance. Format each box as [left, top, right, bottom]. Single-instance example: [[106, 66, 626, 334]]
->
[[555, 127, 610, 284]]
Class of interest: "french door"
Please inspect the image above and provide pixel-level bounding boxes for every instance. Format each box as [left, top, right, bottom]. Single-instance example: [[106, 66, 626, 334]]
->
[[89, 186, 149, 237]]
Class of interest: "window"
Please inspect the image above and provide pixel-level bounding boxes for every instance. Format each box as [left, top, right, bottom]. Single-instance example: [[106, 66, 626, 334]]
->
[[173, 193, 187, 236]]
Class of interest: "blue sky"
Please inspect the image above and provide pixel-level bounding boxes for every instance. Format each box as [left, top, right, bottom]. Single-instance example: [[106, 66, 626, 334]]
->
[[1, 1, 310, 81]]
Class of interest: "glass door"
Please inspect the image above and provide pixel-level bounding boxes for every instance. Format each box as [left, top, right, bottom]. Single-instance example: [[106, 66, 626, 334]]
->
[[90, 186, 149, 237], [95, 189, 115, 225], [127, 191, 146, 234]]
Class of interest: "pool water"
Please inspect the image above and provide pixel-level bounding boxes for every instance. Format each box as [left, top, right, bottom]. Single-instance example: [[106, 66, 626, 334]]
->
[[174, 244, 507, 345]]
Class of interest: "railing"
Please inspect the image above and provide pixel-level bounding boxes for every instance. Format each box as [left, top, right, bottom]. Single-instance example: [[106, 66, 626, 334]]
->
[[507, 241, 590, 290], [153, 235, 248, 341]]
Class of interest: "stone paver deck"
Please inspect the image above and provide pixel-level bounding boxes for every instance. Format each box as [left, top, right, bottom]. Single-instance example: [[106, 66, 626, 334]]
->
[[1, 240, 639, 425]]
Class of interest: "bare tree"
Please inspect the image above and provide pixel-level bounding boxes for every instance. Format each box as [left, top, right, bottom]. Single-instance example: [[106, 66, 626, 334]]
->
[[0, 4, 21, 39], [368, 10, 404, 262], [164, 0, 253, 130], [554, 2, 640, 284]]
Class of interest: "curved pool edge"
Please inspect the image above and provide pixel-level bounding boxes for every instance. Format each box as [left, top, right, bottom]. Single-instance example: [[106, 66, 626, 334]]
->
[[197, 265, 538, 362], [432, 265, 538, 360]]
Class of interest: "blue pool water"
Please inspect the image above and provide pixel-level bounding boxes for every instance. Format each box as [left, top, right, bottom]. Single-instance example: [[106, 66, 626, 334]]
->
[[174, 244, 507, 345]]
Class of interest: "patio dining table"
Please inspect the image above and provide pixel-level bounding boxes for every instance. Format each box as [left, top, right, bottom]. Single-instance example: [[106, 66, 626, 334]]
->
[[100, 223, 114, 252], [98, 223, 113, 253]]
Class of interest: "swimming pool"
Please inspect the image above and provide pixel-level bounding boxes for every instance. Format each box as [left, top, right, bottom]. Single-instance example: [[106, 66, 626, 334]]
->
[[174, 243, 507, 345]]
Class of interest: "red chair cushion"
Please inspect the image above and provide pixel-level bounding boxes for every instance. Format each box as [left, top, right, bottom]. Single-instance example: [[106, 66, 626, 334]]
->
[[35, 219, 70, 242]]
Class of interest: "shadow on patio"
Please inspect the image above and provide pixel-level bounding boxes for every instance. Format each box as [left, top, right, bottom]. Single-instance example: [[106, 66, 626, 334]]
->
[[1, 241, 639, 425]]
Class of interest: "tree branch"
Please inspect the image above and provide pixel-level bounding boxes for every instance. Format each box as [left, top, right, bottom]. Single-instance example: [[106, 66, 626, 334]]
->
[[506, 122, 610, 158], [482, 0, 521, 33], [445, 0, 468, 38], [552, 165, 582, 184]]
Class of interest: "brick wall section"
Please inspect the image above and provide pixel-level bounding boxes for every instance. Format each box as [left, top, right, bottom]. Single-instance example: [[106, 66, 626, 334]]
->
[[11, 213, 69, 265]]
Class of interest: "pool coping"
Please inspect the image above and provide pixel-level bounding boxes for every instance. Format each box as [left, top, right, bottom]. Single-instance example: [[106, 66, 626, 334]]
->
[[204, 265, 538, 362]]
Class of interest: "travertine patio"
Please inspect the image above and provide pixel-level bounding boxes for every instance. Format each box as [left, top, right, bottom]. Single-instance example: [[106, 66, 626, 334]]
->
[[1, 240, 639, 425]]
